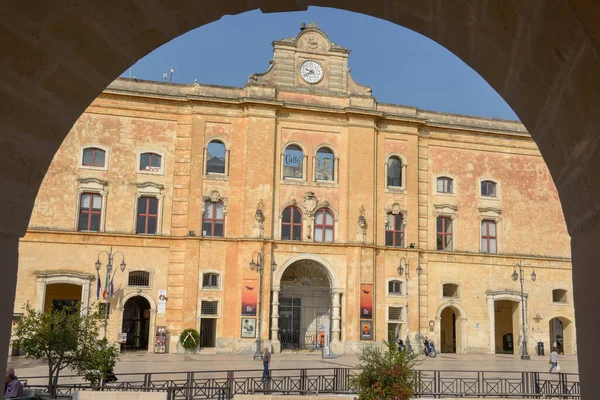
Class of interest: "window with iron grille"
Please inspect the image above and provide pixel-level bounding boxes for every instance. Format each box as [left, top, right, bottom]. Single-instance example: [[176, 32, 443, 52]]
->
[[388, 280, 402, 295], [552, 289, 567, 303], [128, 271, 150, 287], [201, 301, 218, 316], [388, 307, 402, 322], [443, 283, 459, 298], [202, 273, 219, 289]]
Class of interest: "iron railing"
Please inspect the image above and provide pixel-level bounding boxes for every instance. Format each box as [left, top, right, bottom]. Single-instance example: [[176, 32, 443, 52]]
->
[[21, 367, 579, 399]]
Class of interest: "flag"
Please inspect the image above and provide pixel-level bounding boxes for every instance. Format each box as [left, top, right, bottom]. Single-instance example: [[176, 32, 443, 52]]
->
[[96, 271, 101, 300], [110, 273, 115, 298]]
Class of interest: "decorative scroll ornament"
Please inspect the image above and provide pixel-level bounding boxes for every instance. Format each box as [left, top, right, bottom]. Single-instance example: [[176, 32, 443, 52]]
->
[[358, 205, 367, 233], [384, 203, 407, 229], [255, 200, 265, 225], [201, 189, 228, 215]]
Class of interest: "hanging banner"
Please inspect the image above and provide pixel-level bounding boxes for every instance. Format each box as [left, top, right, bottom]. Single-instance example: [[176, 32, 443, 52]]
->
[[157, 290, 167, 314], [241, 278, 258, 316], [360, 283, 373, 320]]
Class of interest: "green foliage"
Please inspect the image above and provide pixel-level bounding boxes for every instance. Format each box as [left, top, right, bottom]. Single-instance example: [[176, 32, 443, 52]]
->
[[350, 340, 418, 400], [12, 303, 119, 398], [179, 328, 200, 350]]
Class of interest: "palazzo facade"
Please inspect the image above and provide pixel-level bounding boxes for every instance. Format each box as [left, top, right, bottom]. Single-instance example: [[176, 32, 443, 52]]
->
[[13, 24, 576, 356]]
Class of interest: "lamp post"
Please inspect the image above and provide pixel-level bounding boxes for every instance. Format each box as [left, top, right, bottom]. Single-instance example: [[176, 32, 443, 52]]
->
[[398, 252, 421, 353], [95, 248, 127, 339], [511, 260, 537, 360], [249, 243, 277, 360]]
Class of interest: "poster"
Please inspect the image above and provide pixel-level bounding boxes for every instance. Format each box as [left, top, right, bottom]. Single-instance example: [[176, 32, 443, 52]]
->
[[158, 290, 167, 314], [360, 320, 373, 340], [360, 283, 373, 320], [241, 318, 257, 338], [241, 278, 258, 316]]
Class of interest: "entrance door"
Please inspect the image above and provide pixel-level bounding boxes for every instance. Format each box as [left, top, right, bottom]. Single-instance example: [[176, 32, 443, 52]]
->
[[440, 306, 460, 353], [494, 300, 518, 354], [122, 296, 151, 351], [200, 318, 216, 348], [279, 298, 301, 349]]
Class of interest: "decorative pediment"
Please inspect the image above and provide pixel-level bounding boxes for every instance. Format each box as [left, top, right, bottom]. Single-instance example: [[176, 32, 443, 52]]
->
[[434, 204, 458, 218], [77, 178, 108, 191], [136, 181, 164, 194], [202, 189, 228, 215], [479, 207, 502, 221], [35, 270, 95, 281]]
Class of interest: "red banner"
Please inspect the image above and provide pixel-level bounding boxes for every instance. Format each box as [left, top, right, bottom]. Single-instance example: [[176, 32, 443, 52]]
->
[[360, 283, 373, 320], [241, 278, 258, 316]]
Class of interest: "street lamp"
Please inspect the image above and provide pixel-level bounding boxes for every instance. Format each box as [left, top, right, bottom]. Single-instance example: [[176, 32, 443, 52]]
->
[[95, 248, 126, 339], [398, 251, 420, 353], [249, 243, 277, 360], [511, 260, 537, 360]]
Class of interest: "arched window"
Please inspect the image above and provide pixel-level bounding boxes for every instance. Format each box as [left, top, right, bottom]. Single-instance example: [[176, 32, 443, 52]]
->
[[206, 140, 226, 174], [385, 213, 404, 247], [136, 197, 159, 234], [281, 206, 302, 240], [128, 271, 150, 287], [387, 156, 402, 187], [82, 147, 106, 167], [316, 147, 334, 181], [78, 192, 102, 232], [202, 201, 224, 237], [443, 283, 460, 298], [314, 208, 334, 242], [437, 177, 453, 194], [481, 180, 497, 197], [481, 220, 497, 253], [139, 152, 162, 171], [283, 145, 304, 179]]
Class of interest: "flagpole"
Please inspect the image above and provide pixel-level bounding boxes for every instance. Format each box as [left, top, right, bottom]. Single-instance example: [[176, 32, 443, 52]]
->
[[95, 247, 127, 340]]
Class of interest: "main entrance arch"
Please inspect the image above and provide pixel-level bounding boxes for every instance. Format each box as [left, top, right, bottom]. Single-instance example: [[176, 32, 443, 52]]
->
[[121, 296, 152, 351], [3, 2, 600, 396]]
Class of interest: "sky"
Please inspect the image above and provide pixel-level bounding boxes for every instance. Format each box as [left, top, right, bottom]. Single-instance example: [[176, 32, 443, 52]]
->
[[120, 7, 519, 121]]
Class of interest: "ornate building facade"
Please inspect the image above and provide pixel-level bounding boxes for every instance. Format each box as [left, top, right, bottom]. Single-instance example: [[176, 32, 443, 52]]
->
[[13, 24, 575, 356]]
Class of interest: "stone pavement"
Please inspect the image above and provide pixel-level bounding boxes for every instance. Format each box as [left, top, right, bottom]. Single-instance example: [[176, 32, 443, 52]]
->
[[8, 351, 579, 379]]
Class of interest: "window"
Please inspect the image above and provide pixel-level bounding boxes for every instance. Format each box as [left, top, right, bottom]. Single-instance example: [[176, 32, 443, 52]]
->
[[281, 206, 302, 240], [437, 177, 453, 194], [202, 273, 220, 289], [316, 147, 334, 181], [552, 289, 568, 303], [443, 283, 459, 298], [388, 280, 403, 295], [136, 197, 159, 234], [206, 140, 226, 174], [139, 152, 162, 172], [387, 156, 403, 187], [283, 145, 304, 179], [436, 216, 453, 251], [314, 208, 334, 242], [202, 201, 224, 237], [82, 148, 105, 167], [128, 271, 150, 287], [201, 301, 218, 316], [78, 193, 102, 232], [481, 220, 497, 254], [481, 180, 497, 197], [388, 307, 403, 321], [385, 213, 404, 247]]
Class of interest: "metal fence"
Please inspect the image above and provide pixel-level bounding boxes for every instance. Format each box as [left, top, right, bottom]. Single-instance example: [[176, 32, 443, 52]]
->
[[21, 367, 579, 399]]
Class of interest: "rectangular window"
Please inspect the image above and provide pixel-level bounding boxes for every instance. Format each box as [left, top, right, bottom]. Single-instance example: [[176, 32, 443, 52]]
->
[[388, 307, 402, 321], [388, 281, 402, 295], [202, 274, 219, 288], [436, 216, 453, 251], [136, 197, 159, 234], [78, 193, 102, 232], [552, 289, 568, 303], [201, 301, 218, 316], [481, 220, 497, 254]]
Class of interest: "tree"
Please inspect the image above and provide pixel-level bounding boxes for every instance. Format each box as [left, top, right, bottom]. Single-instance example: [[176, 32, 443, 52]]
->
[[350, 341, 418, 400], [11, 303, 119, 398]]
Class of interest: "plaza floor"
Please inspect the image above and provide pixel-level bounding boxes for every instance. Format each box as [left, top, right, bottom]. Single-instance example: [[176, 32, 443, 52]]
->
[[8, 351, 579, 379]]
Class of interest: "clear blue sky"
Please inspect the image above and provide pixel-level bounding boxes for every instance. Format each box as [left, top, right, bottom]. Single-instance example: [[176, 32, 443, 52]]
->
[[120, 7, 518, 121]]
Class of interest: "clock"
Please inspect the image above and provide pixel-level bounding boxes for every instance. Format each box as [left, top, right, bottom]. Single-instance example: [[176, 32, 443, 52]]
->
[[300, 60, 324, 84]]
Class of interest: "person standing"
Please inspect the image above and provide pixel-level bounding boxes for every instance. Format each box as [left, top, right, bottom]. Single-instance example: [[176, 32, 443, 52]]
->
[[4, 368, 23, 399], [261, 347, 271, 382], [549, 347, 559, 373]]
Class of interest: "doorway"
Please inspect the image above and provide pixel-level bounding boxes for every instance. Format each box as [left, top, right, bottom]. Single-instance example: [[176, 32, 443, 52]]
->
[[44, 283, 82, 313], [122, 296, 151, 351], [440, 306, 459, 353], [494, 300, 519, 354], [200, 318, 216, 348], [549, 317, 574, 355]]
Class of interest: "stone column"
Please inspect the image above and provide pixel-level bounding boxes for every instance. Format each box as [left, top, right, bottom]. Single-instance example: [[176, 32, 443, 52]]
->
[[487, 295, 495, 354], [331, 290, 342, 342], [270, 286, 280, 352]]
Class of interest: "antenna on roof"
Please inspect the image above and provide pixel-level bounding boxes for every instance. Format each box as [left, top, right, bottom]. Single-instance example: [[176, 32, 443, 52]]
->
[[169, 67, 174, 82], [162, 72, 168, 81]]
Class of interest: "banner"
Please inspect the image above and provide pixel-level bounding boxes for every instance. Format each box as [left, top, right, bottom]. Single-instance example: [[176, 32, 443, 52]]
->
[[157, 290, 167, 314], [241, 278, 258, 316], [360, 283, 373, 320]]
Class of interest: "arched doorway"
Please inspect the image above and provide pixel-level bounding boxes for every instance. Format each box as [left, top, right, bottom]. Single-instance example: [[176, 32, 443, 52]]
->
[[278, 259, 332, 351], [440, 306, 459, 353], [494, 300, 520, 354], [550, 317, 574, 355], [121, 296, 151, 351]]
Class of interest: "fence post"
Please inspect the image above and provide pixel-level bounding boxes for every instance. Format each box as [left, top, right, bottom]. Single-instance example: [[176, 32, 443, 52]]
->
[[226, 370, 234, 399], [300, 369, 307, 393], [144, 373, 151, 390], [185, 372, 194, 400]]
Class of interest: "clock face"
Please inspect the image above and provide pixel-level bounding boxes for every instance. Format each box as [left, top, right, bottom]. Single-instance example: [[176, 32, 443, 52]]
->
[[300, 60, 324, 84]]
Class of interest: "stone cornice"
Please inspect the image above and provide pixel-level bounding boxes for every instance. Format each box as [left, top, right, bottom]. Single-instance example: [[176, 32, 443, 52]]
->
[[35, 270, 95, 281]]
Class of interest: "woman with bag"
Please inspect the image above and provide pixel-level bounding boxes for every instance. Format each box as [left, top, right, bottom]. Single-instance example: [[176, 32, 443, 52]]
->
[[549, 347, 560, 373]]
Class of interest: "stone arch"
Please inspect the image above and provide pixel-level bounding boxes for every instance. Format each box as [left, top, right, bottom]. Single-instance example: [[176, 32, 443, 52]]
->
[[2, 2, 600, 396], [273, 254, 342, 291], [118, 292, 156, 353], [549, 315, 576, 356], [435, 302, 467, 354]]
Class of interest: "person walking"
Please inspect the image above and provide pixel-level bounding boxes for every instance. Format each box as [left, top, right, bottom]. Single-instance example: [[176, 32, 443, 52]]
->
[[4, 368, 23, 399], [261, 347, 271, 382], [549, 347, 560, 373]]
